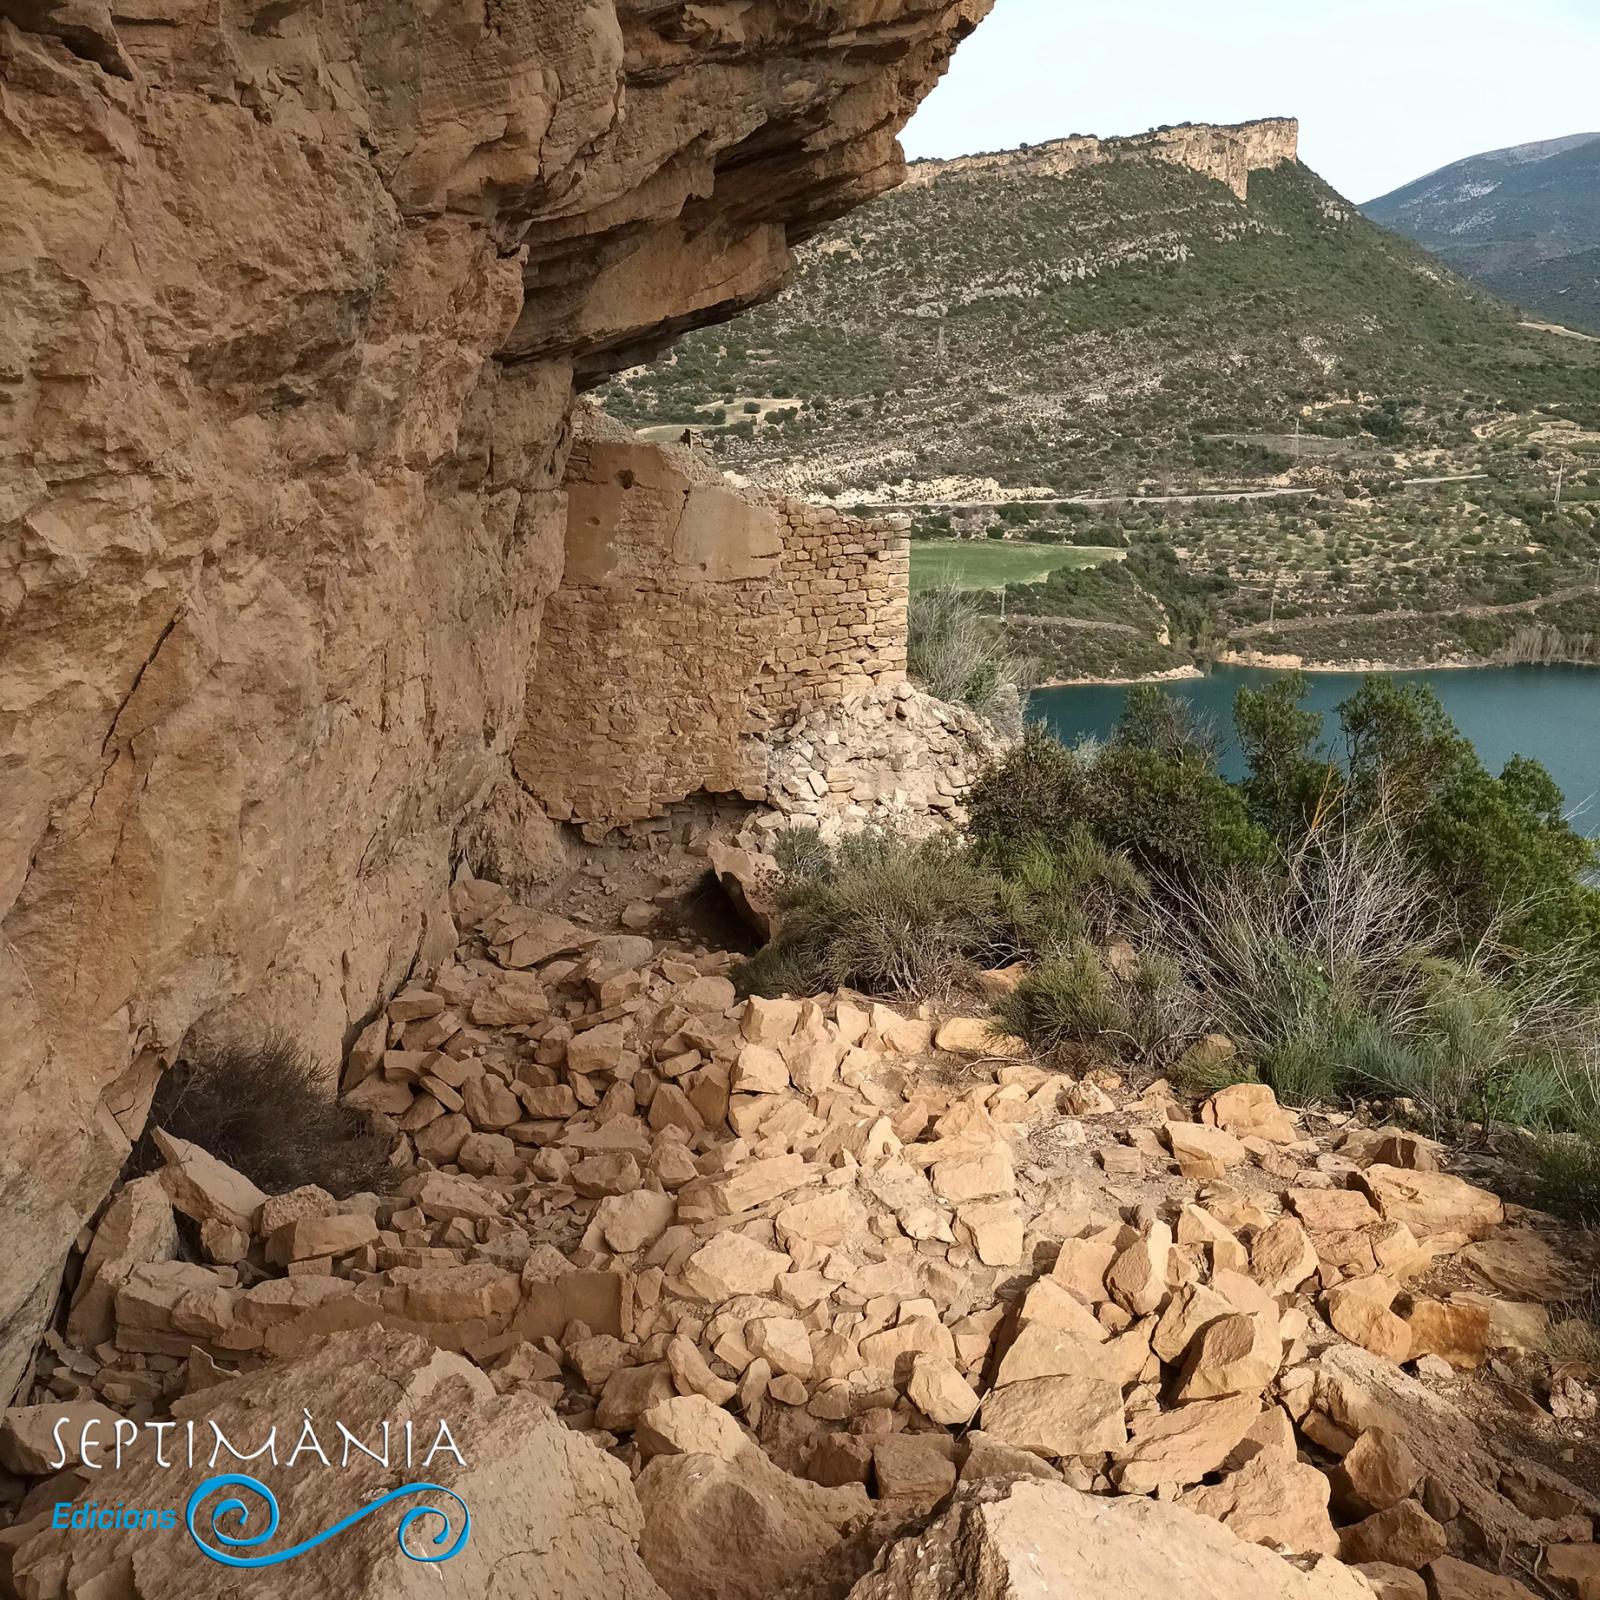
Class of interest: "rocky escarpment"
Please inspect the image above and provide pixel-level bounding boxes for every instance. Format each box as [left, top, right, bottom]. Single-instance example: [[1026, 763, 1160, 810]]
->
[[903, 117, 1300, 201], [0, 0, 992, 1400]]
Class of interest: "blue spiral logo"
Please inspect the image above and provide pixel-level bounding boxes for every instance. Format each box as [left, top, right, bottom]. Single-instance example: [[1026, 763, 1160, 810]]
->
[[184, 1474, 470, 1567]]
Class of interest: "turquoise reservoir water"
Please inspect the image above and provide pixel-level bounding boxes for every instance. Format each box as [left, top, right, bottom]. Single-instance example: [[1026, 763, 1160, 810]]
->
[[1028, 664, 1600, 835]]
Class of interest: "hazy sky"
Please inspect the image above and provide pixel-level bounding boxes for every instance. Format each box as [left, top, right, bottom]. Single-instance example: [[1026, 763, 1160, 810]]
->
[[902, 0, 1600, 202]]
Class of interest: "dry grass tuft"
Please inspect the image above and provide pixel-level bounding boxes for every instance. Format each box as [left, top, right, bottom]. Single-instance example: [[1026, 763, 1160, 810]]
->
[[140, 1033, 392, 1198]]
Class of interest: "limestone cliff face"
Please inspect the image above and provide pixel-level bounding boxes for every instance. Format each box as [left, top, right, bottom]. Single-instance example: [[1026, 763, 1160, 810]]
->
[[0, 0, 991, 1397], [905, 117, 1300, 201]]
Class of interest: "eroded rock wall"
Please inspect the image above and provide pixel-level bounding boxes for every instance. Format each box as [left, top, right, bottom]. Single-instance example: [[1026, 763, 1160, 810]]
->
[[0, 0, 991, 1398], [905, 117, 1301, 200], [512, 413, 908, 832]]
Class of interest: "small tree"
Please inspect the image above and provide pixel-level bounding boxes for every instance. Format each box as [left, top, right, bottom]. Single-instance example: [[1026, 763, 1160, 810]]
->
[[1235, 672, 1334, 839]]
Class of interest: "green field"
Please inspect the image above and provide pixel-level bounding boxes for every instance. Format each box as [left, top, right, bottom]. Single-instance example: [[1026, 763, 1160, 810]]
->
[[911, 540, 1122, 593]]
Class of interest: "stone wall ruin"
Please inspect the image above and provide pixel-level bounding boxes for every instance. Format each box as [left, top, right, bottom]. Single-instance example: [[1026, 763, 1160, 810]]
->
[[513, 415, 909, 833]]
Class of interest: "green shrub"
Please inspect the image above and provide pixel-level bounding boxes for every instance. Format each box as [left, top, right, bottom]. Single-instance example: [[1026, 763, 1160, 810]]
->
[[969, 715, 1269, 881], [140, 1034, 392, 1198], [1255, 1031, 1348, 1107], [1339, 960, 1547, 1127], [995, 944, 1125, 1051], [734, 940, 824, 1002], [1171, 1038, 1261, 1095], [1235, 671, 1335, 838], [1114, 682, 1220, 765], [1153, 822, 1600, 1126], [995, 942, 1193, 1066], [1421, 755, 1600, 983], [907, 586, 1032, 728], [967, 725, 1089, 853], [1234, 673, 1600, 989], [1090, 744, 1270, 878], [736, 829, 1010, 998], [1527, 1131, 1600, 1225], [989, 827, 1148, 951], [1151, 824, 1444, 1099]]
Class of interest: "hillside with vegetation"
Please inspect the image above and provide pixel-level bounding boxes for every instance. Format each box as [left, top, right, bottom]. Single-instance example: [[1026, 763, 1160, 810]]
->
[[1479, 245, 1600, 337], [976, 431, 1600, 680], [1366, 132, 1600, 334], [603, 125, 1600, 678], [602, 130, 1599, 501]]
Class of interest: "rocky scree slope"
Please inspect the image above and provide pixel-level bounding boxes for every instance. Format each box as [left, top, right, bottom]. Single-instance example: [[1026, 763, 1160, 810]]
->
[[1365, 133, 1600, 335], [603, 121, 1599, 498], [0, 0, 992, 1402], [3, 871, 1596, 1598]]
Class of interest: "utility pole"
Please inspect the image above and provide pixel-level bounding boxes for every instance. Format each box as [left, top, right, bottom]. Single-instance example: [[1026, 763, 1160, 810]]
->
[[1292, 416, 1301, 464], [1268, 570, 1280, 626], [1555, 462, 1565, 510]]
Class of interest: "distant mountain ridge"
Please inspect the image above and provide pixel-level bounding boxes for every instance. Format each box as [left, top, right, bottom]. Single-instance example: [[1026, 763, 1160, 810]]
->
[[602, 118, 1598, 500], [1365, 132, 1600, 332]]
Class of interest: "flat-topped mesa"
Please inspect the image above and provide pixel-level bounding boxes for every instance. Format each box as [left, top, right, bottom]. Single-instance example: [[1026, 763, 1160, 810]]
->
[[905, 116, 1301, 201]]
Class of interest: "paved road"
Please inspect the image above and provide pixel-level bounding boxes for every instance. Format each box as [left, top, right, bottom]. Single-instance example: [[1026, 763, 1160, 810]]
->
[[856, 474, 1486, 513], [1005, 614, 1141, 635], [1231, 580, 1598, 641], [859, 488, 1321, 512]]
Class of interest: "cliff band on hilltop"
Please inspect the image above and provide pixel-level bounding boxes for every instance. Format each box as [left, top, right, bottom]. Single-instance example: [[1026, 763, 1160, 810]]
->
[[903, 116, 1301, 201]]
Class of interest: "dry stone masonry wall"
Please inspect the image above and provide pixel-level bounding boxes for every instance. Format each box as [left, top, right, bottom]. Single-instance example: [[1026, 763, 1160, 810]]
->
[[754, 500, 910, 717], [514, 415, 910, 834]]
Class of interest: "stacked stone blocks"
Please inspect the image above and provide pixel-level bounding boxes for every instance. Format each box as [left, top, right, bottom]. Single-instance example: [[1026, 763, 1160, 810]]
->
[[514, 425, 909, 831]]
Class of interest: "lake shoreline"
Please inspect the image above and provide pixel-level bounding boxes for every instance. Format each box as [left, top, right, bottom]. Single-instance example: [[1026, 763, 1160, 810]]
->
[[1216, 646, 1600, 676], [1042, 650, 1600, 688], [1034, 664, 1204, 689], [1029, 662, 1600, 817]]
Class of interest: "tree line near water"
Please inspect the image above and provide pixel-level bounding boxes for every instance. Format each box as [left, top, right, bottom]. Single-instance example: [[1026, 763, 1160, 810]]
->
[[740, 675, 1600, 1223]]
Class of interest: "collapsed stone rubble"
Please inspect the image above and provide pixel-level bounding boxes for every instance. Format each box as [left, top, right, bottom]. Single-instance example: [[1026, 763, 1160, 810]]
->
[[752, 683, 1007, 842], [2, 872, 1596, 1600]]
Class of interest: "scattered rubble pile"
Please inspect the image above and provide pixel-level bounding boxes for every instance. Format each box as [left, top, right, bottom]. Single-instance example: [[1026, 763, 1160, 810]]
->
[[754, 682, 1007, 842], [3, 873, 1597, 1600]]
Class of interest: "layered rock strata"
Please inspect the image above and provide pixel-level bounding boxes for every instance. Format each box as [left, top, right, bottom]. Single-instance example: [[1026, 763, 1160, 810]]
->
[[904, 116, 1301, 201]]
